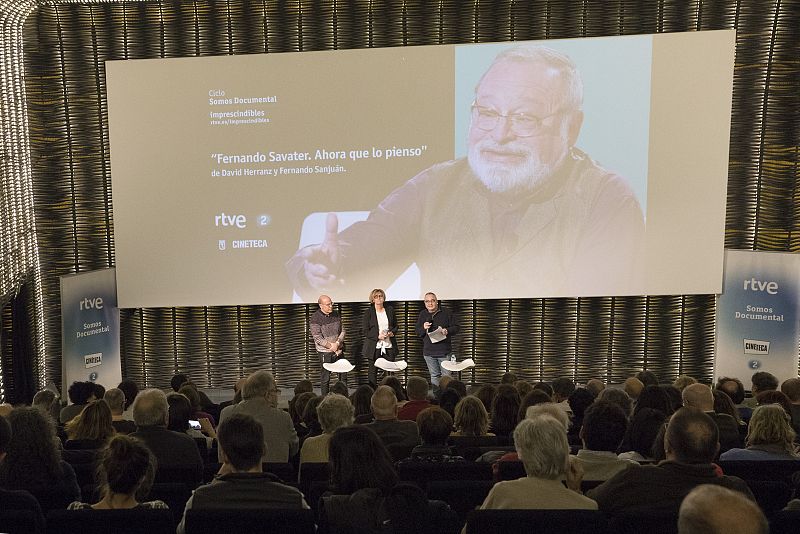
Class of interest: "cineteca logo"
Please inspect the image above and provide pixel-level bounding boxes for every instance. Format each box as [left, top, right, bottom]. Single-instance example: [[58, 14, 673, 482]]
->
[[743, 339, 769, 355]]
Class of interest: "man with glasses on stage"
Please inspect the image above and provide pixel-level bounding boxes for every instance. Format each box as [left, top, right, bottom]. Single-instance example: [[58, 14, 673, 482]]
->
[[310, 294, 346, 395]]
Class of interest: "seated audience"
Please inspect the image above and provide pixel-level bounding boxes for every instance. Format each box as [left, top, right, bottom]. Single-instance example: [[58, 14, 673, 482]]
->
[[170, 373, 215, 411], [514, 380, 533, 399], [567, 387, 595, 449], [532, 381, 554, 398], [59, 381, 95, 424], [597, 388, 633, 417], [478, 415, 597, 510], [218, 370, 299, 463], [624, 377, 644, 401], [0, 414, 46, 532], [117, 379, 139, 420], [720, 404, 799, 461], [446, 379, 468, 399], [618, 407, 667, 462], [781, 377, 800, 435], [518, 389, 553, 421], [486, 403, 568, 465], [330, 380, 349, 397], [636, 370, 659, 387], [364, 386, 420, 452], [489, 384, 520, 438], [746, 371, 779, 408], [551, 377, 576, 416], [64, 399, 115, 450], [130, 389, 203, 486], [32, 389, 58, 420], [438, 389, 461, 419], [679, 484, 767, 534], [167, 392, 215, 450], [350, 384, 375, 424], [585, 378, 605, 397], [300, 393, 353, 464], [635, 385, 673, 417], [500, 372, 518, 385], [397, 376, 431, 422], [673, 375, 697, 391], [0, 407, 80, 510], [662, 385, 683, 414], [292, 392, 317, 439], [299, 395, 324, 446], [178, 383, 216, 427], [574, 400, 636, 480], [755, 389, 794, 415], [716, 376, 751, 421], [588, 408, 754, 515], [381, 375, 407, 402], [177, 413, 308, 534], [452, 396, 492, 437], [104, 388, 136, 434], [473, 384, 497, 414], [682, 383, 742, 454], [68, 434, 166, 510], [407, 407, 463, 462]]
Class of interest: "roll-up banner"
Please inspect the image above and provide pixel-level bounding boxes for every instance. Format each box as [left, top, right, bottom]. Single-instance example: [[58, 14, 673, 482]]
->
[[60, 268, 122, 394], [715, 250, 800, 382]]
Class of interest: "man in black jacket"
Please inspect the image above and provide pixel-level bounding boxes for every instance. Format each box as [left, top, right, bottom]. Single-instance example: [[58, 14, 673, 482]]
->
[[415, 292, 460, 390]]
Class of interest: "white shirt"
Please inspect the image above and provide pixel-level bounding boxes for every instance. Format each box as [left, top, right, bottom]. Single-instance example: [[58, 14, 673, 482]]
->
[[375, 309, 392, 350]]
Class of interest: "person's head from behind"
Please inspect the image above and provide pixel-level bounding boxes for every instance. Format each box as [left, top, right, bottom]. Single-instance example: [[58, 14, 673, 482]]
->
[[678, 484, 767, 534], [625, 407, 668, 459], [746, 404, 796, 454], [371, 385, 398, 420], [405, 376, 429, 402], [526, 403, 569, 431], [416, 407, 453, 446], [567, 387, 595, 420], [500, 372, 518, 385], [328, 425, 398, 495], [780, 377, 800, 403], [581, 400, 627, 452], [68, 381, 96, 405], [117, 380, 139, 410], [636, 371, 659, 387], [664, 408, 719, 464], [532, 382, 553, 398], [474, 384, 497, 414], [453, 396, 489, 436], [132, 388, 168, 428], [178, 384, 202, 412], [518, 389, 553, 421], [447, 380, 467, 399], [712, 390, 741, 424], [673, 375, 697, 391], [317, 394, 354, 434], [624, 377, 644, 400], [585, 379, 605, 397], [294, 379, 313, 396], [438, 389, 461, 419], [514, 416, 570, 480], [33, 390, 57, 415], [349, 385, 374, 417], [242, 370, 279, 406], [551, 377, 575, 403], [103, 388, 126, 416], [681, 383, 714, 412], [66, 399, 114, 442], [514, 380, 533, 398], [467, 45, 583, 195], [381, 375, 407, 401], [751, 371, 778, 395], [716, 377, 745, 404], [636, 385, 673, 415], [1, 407, 61, 484], [217, 413, 265, 472], [491, 384, 521, 434], [294, 392, 317, 423], [302, 395, 324, 428], [166, 393, 192, 432], [597, 388, 633, 417], [755, 390, 793, 415], [98, 435, 156, 501], [330, 381, 349, 397], [170, 373, 189, 392]]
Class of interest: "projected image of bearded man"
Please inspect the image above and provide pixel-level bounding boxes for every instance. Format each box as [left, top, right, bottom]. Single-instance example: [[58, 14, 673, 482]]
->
[[287, 45, 645, 300]]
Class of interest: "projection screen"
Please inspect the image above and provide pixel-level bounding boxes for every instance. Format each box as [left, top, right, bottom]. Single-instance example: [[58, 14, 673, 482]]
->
[[107, 30, 735, 307]]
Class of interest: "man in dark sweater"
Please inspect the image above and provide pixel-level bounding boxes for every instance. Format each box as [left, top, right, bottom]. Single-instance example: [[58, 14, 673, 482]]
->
[[177, 413, 308, 534], [415, 292, 460, 390], [587, 408, 754, 515]]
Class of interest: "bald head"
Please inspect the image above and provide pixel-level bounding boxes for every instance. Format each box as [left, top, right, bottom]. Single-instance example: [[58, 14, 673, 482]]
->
[[624, 377, 644, 400], [371, 386, 398, 420], [665, 408, 719, 464], [682, 383, 714, 412], [679, 484, 766, 534], [585, 379, 605, 397]]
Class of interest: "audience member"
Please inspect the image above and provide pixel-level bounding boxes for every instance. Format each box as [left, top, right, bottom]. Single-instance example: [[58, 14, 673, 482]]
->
[[408, 407, 463, 462], [514, 380, 533, 399], [437, 375, 454, 396], [518, 390, 553, 421], [0, 414, 46, 532], [64, 399, 115, 449], [32, 389, 58, 418], [330, 380, 349, 397], [585, 378, 605, 397], [780, 377, 800, 434], [682, 383, 742, 454], [473, 384, 497, 414], [117, 379, 139, 419], [130, 389, 203, 486], [478, 416, 597, 510], [678, 484, 767, 534], [746, 371, 779, 408], [177, 414, 308, 534], [526, 403, 570, 430], [299, 395, 324, 446], [588, 408, 754, 515], [292, 391, 317, 438], [716, 376, 750, 421], [447, 379, 468, 399], [59, 381, 95, 424], [300, 393, 353, 464], [634, 385, 672, 416], [104, 388, 136, 434], [381, 375, 408, 402], [170, 373, 215, 411], [452, 396, 491, 437], [218, 377, 247, 412], [438, 389, 461, 419], [397, 376, 431, 422], [489, 384, 520, 438], [618, 407, 667, 462], [575, 401, 636, 480], [166, 392, 215, 450], [500, 372, 518, 385], [567, 387, 595, 449], [218, 370, 299, 463], [350, 384, 375, 423], [178, 384, 216, 427], [662, 385, 682, 414], [636, 370, 659, 387], [364, 386, 420, 454], [68, 434, 166, 510], [623, 377, 644, 401], [755, 389, 794, 415], [598, 388, 633, 417], [532, 381, 554, 398], [712, 389, 745, 427], [0, 407, 80, 510], [720, 404, 799, 461], [551, 377, 576, 416], [673, 375, 697, 391]]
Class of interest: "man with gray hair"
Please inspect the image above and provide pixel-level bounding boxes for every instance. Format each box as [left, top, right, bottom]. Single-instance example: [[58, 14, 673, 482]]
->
[[682, 382, 742, 453], [103, 387, 136, 434], [365, 385, 420, 452], [477, 415, 597, 509], [679, 484, 767, 534], [218, 370, 298, 463], [130, 388, 203, 485], [288, 43, 645, 299]]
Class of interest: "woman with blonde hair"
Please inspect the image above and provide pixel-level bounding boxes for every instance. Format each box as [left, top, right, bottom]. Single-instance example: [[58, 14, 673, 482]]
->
[[362, 288, 398, 388], [452, 396, 492, 437], [720, 404, 798, 461], [64, 399, 116, 449]]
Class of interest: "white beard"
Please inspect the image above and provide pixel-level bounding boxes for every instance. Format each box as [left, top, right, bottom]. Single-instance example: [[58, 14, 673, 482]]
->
[[468, 139, 566, 194]]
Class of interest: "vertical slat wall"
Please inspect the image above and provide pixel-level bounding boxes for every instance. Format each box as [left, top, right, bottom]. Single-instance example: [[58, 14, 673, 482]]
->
[[0, 0, 795, 395]]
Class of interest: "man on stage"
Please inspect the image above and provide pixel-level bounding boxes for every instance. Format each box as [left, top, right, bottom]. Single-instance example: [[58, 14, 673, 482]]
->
[[310, 294, 346, 395], [286, 44, 645, 300], [415, 292, 459, 389]]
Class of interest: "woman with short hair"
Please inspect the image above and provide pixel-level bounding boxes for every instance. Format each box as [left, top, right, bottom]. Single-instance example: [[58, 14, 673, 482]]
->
[[299, 394, 354, 464], [452, 396, 492, 437], [362, 288, 398, 388]]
